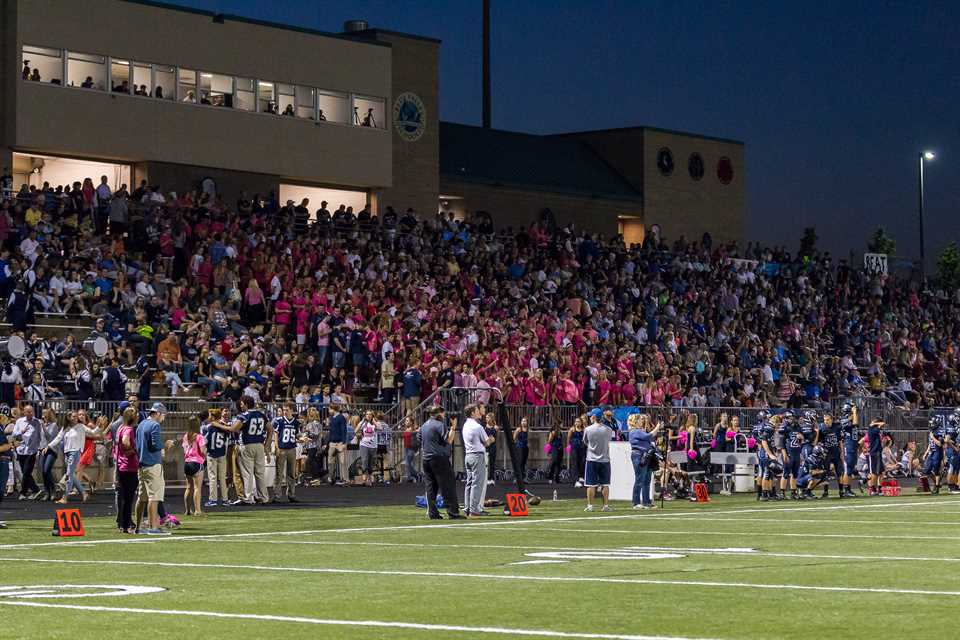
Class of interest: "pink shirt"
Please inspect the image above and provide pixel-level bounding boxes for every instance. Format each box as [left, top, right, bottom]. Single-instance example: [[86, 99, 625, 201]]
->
[[114, 425, 139, 472], [182, 434, 206, 464]]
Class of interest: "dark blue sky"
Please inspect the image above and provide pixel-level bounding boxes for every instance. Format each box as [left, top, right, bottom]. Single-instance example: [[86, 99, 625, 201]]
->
[[171, 0, 959, 264]]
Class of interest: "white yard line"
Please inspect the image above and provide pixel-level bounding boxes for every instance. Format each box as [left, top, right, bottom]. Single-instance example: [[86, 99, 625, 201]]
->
[[0, 601, 721, 640], [3, 557, 958, 596], [529, 527, 960, 541], [0, 498, 954, 551], [194, 538, 960, 564]]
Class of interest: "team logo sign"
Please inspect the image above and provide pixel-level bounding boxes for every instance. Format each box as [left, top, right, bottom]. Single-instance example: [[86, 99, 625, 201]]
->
[[0, 585, 166, 599], [393, 92, 426, 142]]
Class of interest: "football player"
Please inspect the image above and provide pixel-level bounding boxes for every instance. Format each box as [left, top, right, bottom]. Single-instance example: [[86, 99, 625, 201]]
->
[[944, 413, 960, 494], [839, 402, 860, 497], [781, 411, 805, 500], [797, 444, 827, 499], [799, 411, 819, 459], [922, 416, 945, 496], [818, 412, 844, 499], [754, 411, 778, 501]]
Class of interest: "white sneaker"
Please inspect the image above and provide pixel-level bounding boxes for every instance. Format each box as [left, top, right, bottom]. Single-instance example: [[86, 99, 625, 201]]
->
[[632, 504, 644, 509], [600, 505, 612, 512], [574, 481, 583, 488], [584, 504, 595, 512]]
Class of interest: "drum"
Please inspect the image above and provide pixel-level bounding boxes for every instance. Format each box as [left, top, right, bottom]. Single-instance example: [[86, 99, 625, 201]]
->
[[0, 335, 25, 359], [82, 337, 109, 359]]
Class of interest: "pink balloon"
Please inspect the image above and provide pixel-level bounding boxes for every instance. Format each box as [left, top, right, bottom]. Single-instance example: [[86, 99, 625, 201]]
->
[[544, 444, 553, 454], [746, 437, 757, 449], [710, 438, 717, 449], [686, 449, 698, 460]]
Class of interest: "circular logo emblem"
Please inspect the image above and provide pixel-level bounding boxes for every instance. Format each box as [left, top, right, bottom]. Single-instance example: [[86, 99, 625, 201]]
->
[[393, 92, 426, 142], [717, 156, 734, 184], [656, 147, 674, 176], [688, 153, 704, 181]]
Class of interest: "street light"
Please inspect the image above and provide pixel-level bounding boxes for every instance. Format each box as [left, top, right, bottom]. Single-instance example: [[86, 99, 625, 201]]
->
[[919, 150, 936, 274]]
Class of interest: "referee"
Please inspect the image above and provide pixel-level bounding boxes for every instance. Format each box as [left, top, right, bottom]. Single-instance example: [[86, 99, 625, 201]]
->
[[420, 406, 464, 520]]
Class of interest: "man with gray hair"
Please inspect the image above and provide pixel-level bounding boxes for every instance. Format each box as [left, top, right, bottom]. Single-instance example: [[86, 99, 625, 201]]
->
[[461, 403, 493, 517]]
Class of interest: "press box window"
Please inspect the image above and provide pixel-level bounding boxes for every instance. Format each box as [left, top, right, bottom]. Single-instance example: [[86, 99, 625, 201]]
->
[[317, 91, 349, 124], [153, 65, 175, 100], [22, 45, 62, 84], [353, 96, 385, 129], [200, 72, 233, 107], [258, 81, 276, 114], [132, 62, 152, 97], [295, 86, 316, 120], [277, 83, 295, 116], [67, 51, 106, 91], [178, 68, 197, 103], [110, 59, 131, 93], [234, 77, 255, 111]]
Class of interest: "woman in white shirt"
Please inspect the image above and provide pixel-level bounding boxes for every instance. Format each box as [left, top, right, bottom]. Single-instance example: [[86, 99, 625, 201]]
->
[[46, 411, 104, 503]]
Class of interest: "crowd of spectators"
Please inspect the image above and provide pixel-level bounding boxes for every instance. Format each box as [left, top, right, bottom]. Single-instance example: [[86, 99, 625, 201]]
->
[[2, 172, 960, 417]]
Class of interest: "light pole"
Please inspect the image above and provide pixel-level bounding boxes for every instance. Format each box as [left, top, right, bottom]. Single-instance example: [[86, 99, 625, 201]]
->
[[919, 150, 935, 274]]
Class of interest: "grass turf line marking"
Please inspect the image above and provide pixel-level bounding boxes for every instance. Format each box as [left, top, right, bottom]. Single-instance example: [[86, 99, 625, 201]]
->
[[530, 528, 960, 541], [0, 601, 721, 640], [206, 539, 960, 563], [5, 557, 960, 597], [0, 498, 954, 551]]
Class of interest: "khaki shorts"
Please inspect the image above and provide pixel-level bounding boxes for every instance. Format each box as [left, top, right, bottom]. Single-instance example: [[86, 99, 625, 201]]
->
[[138, 464, 165, 502]]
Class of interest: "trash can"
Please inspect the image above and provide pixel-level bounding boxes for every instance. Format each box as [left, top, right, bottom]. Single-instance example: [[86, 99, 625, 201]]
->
[[734, 464, 754, 493]]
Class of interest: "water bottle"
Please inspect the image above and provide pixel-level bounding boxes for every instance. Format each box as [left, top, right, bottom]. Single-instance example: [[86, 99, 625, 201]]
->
[[552, 489, 558, 502]]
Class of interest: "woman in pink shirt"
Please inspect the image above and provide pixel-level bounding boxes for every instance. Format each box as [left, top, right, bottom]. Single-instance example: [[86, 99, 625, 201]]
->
[[181, 416, 207, 516], [114, 407, 140, 534]]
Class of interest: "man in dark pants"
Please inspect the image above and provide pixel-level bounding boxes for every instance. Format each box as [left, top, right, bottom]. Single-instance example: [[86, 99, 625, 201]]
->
[[419, 406, 464, 520]]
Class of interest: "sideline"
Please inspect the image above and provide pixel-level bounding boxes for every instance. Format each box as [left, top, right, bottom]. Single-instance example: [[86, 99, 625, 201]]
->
[[0, 498, 953, 550]]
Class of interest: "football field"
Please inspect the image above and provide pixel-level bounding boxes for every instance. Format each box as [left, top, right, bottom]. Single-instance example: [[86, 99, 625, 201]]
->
[[1, 493, 958, 640]]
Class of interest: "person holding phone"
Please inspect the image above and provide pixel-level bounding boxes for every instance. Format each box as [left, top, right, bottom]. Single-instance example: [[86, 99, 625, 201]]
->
[[628, 413, 662, 509]]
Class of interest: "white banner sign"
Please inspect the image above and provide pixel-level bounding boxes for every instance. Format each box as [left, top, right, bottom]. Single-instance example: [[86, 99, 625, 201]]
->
[[864, 253, 888, 275]]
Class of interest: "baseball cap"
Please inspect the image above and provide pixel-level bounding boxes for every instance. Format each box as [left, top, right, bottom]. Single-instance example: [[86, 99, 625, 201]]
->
[[118, 401, 130, 411], [587, 408, 603, 418], [149, 402, 168, 414]]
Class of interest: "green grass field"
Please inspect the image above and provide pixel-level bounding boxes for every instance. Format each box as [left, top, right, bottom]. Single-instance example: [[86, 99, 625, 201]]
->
[[2, 493, 958, 640]]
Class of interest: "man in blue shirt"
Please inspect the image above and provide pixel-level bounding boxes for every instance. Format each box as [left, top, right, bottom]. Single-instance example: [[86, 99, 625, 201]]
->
[[326, 404, 349, 485], [401, 362, 423, 416], [863, 419, 886, 497], [272, 404, 300, 503], [135, 403, 170, 535], [922, 417, 945, 496]]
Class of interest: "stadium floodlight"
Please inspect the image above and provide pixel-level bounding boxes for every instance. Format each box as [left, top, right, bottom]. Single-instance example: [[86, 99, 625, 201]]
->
[[918, 149, 937, 276]]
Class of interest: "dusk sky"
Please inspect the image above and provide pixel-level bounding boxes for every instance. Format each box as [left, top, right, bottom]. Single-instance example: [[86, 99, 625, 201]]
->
[[170, 0, 959, 266]]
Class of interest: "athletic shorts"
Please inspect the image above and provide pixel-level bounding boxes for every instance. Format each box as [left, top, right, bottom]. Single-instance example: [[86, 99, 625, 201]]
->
[[785, 452, 803, 479], [844, 445, 857, 476], [184, 462, 203, 477], [137, 464, 165, 501], [868, 452, 883, 476], [923, 449, 943, 476], [825, 448, 842, 474], [584, 461, 611, 487]]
